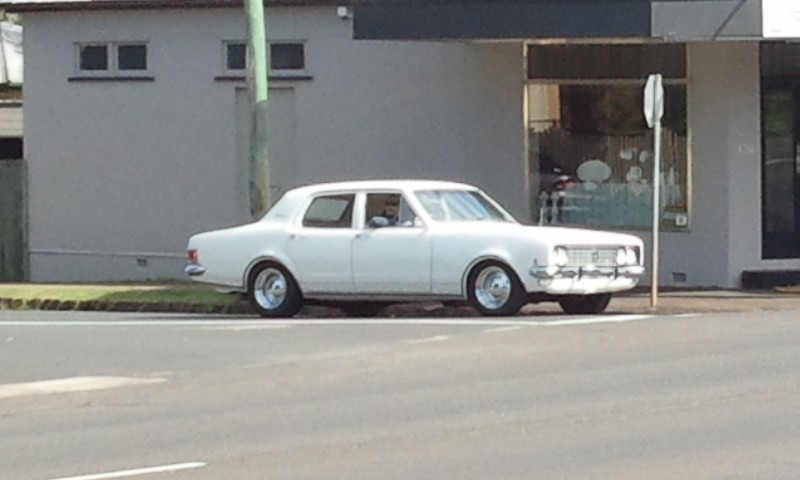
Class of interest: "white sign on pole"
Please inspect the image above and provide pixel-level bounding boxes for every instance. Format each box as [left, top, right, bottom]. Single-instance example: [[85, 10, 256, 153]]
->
[[644, 73, 663, 309], [644, 74, 664, 128]]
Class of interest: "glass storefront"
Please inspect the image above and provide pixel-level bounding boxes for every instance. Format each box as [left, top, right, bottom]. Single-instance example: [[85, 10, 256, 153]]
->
[[761, 42, 800, 259], [527, 44, 688, 230]]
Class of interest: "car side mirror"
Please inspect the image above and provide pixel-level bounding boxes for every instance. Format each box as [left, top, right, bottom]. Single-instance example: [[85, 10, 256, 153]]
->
[[367, 216, 390, 228]]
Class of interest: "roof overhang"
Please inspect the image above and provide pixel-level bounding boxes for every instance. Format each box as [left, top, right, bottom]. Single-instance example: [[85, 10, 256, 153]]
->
[[353, 0, 653, 41], [353, 0, 766, 42], [0, 0, 345, 12]]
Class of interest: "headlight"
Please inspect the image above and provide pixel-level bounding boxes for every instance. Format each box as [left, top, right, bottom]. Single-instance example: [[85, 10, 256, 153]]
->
[[554, 247, 569, 267], [626, 247, 639, 266], [616, 247, 627, 266]]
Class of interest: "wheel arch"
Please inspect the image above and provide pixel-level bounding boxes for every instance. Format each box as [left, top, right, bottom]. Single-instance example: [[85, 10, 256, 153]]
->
[[243, 255, 302, 294], [460, 254, 525, 299]]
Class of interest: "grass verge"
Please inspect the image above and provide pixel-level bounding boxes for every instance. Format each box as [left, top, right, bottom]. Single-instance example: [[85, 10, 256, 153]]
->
[[0, 283, 245, 307]]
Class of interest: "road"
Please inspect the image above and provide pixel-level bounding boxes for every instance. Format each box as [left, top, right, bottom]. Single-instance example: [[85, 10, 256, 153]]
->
[[0, 309, 798, 480]]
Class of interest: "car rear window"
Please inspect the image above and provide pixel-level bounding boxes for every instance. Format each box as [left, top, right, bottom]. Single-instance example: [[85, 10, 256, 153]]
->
[[302, 194, 355, 228]]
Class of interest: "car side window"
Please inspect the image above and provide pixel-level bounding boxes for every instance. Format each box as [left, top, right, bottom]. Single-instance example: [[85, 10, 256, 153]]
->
[[364, 192, 418, 228], [302, 194, 355, 228]]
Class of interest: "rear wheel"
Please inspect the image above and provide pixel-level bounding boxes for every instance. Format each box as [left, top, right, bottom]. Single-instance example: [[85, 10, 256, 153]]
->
[[467, 261, 526, 316], [247, 262, 303, 318], [557, 293, 612, 314]]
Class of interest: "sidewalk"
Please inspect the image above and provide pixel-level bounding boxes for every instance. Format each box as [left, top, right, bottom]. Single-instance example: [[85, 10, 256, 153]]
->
[[1, 287, 799, 317], [580, 289, 800, 315]]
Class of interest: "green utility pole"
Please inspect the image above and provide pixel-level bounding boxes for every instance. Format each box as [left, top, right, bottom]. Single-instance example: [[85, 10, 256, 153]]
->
[[245, 0, 270, 218]]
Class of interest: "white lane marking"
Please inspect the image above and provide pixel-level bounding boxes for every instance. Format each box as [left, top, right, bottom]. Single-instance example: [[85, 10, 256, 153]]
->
[[407, 335, 449, 344], [485, 326, 524, 333], [200, 324, 291, 331], [673, 313, 700, 318], [0, 376, 165, 400], [0, 314, 655, 328], [534, 315, 654, 327], [45, 462, 206, 480]]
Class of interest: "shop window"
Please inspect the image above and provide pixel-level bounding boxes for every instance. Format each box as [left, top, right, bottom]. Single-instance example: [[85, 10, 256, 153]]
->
[[528, 44, 688, 230], [760, 42, 800, 258]]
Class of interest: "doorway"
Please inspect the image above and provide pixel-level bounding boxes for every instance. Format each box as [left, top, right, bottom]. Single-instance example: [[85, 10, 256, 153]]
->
[[761, 43, 800, 258]]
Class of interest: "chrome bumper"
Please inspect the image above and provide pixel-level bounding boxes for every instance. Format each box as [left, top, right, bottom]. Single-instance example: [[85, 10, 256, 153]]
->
[[184, 264, 206, 277], [530, 265, 645, 280]]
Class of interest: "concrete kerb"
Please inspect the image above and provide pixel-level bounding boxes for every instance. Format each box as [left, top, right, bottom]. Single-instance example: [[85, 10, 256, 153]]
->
[[1, 290, 799, 317]]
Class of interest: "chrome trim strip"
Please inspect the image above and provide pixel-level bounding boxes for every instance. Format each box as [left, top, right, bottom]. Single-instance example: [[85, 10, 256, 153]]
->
[[530, 265, 644, 280]]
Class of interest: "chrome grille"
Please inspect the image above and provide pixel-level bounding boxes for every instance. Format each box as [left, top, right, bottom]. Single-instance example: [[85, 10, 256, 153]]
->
[[565, 247, 618, 267]]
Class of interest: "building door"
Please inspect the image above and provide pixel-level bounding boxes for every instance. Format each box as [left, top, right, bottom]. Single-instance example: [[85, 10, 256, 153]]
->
[[0, 158, 26, 281], [761, 43, 800, 259], [761, 82, 800, 259]]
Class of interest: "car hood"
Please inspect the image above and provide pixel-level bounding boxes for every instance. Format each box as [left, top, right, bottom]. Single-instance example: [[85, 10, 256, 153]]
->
[[441, 221, 642, 246], [522, 225, 642, 246]]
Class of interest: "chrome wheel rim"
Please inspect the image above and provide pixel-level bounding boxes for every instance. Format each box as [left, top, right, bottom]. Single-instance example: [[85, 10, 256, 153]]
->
[[253, 268, 288, 310], [474, 266, 512, 310]]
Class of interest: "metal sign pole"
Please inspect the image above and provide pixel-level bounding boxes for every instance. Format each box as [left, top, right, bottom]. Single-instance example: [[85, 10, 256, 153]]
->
[[651, 108, 662, 309], [643, 73, 664, 310]]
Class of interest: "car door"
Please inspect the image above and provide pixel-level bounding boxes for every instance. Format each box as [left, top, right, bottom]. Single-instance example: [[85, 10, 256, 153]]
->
[[352, 191, 432, 294], [285, 193, 357, 293]]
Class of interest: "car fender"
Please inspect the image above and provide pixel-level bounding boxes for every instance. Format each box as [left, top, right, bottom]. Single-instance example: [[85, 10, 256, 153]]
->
[[460, 252, 523, 299], [242, 253, 302, 293]]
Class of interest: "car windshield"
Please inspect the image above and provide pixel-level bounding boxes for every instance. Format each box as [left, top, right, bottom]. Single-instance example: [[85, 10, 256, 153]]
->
[[414, 189, 515, 222]]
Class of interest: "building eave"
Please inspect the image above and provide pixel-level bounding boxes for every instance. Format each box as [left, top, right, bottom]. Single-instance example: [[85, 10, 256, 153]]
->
[[0, 0, 349, 12]]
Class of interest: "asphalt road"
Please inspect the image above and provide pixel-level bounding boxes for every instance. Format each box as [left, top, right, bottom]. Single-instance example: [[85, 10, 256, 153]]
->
[[0, 309, 798, 480]]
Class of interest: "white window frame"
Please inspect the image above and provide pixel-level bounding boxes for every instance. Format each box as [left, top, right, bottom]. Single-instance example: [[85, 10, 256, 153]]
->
[[75, 41, 150, 77], [220, 40, 309, 77]]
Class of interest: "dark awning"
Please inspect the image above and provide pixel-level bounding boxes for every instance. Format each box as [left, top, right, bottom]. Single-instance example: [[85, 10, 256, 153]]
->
[[353, 0, 653, 41], [0, 0, 344, 12]]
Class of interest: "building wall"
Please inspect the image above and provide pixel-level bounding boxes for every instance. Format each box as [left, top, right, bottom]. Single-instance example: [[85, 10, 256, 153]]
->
[[630, 42, 765, 288], [23, 7, 525, 282], [641, 41, 800, 289]]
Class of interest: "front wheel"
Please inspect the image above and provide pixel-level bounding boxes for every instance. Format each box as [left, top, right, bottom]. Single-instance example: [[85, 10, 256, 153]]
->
[[467, 261, 527, 316], [247, 262, 303, 318], [557, 293, 612, 314]]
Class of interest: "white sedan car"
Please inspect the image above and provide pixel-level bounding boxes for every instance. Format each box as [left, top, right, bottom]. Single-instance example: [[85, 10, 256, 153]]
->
[[185, 180, 645, 317]]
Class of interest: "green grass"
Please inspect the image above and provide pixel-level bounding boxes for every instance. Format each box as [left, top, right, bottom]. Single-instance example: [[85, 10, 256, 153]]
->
[[0, 283, 245, 306]]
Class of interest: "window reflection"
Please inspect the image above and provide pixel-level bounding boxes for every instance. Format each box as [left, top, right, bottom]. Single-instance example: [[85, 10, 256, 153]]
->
[[527, 43, 688, 230], [529, 83, 688, 229]]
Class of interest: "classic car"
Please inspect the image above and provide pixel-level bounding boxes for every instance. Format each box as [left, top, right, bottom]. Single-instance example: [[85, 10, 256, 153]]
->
[[185, 180, 645, 317]]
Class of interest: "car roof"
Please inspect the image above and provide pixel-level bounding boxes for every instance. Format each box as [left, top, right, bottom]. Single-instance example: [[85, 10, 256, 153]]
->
[[288, 179, 478, 196], [262, 179, 500, 223]]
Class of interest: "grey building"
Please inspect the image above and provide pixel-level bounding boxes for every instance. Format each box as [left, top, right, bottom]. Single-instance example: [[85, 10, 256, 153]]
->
[[2, 0, 799, 289]]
